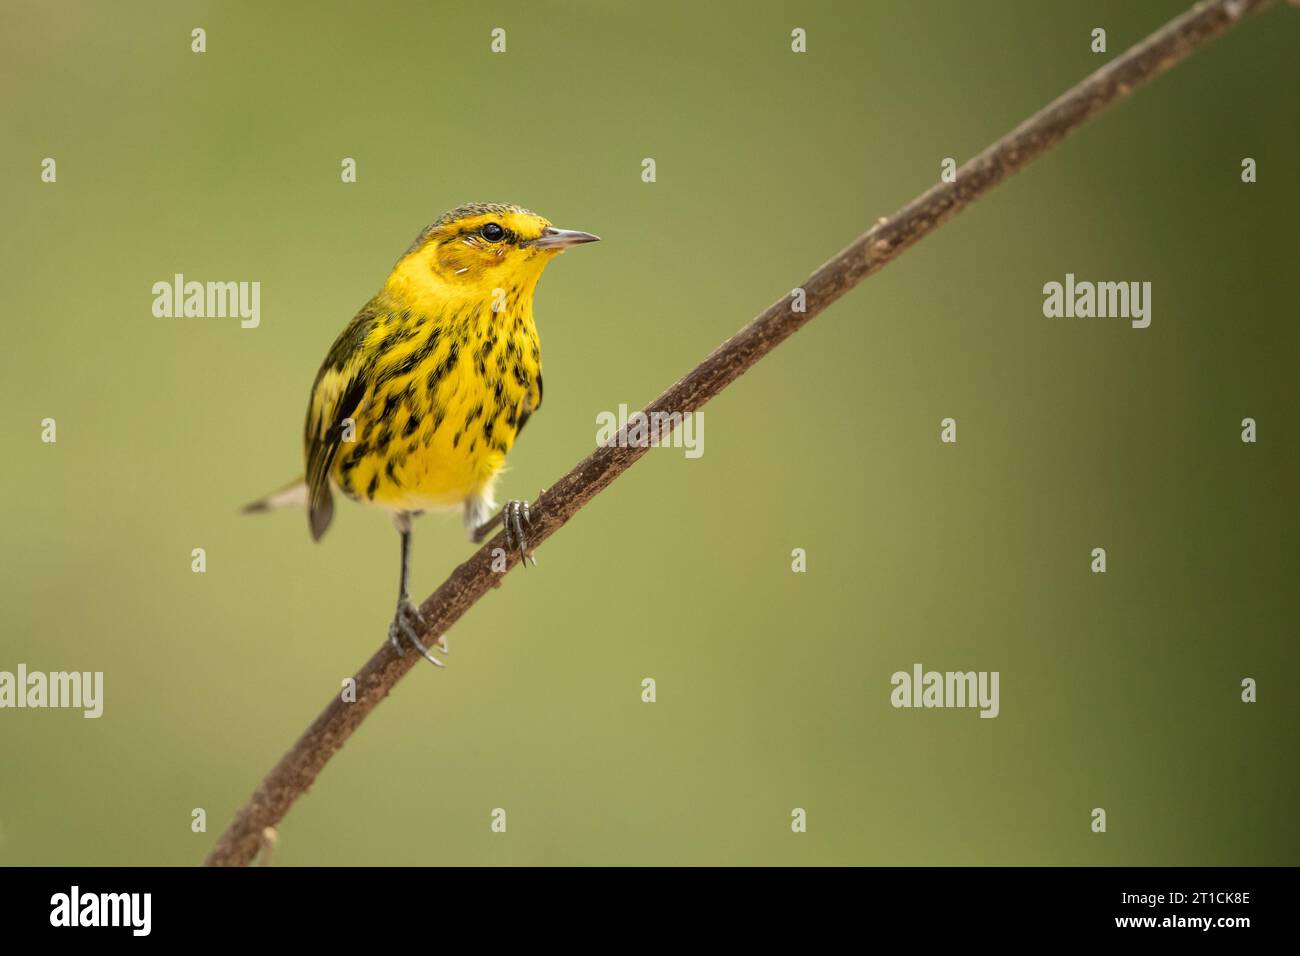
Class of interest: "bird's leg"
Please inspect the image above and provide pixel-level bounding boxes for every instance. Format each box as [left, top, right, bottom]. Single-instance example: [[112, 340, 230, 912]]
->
[[472, 500, 536, 567], [387, 513, 446, 667]]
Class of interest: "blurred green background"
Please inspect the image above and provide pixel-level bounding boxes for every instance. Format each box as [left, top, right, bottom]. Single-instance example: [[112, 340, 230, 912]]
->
[[2, 0, 1297, 866]]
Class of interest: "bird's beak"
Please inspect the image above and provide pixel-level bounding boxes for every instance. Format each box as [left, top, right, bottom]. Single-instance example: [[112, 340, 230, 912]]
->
[[529, 227, 601, 250]]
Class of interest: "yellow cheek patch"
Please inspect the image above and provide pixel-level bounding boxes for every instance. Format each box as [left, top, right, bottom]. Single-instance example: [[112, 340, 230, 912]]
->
[[435, 240, 489, 280]]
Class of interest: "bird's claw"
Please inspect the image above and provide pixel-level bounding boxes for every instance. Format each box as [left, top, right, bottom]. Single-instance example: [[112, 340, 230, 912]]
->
[[387, 598, 447, 668], [501, 499, 536, 567]]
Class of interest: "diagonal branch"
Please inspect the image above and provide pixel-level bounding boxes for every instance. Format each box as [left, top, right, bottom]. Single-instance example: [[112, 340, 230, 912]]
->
[[206, 0, 1276, 866]]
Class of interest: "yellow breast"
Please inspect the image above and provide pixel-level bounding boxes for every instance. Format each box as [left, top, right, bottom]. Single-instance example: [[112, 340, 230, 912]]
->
[[330, 300, 541, 511]]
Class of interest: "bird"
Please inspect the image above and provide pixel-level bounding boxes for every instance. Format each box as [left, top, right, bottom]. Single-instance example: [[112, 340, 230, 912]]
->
[[244, 202, 599, 666]]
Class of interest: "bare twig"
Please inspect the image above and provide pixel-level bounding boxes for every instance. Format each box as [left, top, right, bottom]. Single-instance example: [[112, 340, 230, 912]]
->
[[206, 0, 1276, 866]]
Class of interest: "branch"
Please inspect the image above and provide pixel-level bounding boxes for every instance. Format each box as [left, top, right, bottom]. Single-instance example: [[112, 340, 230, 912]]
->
[[206, 0, 1275, 866]]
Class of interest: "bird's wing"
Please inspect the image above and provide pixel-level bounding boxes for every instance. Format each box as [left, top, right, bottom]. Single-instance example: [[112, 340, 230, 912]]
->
[[304, 307, 379, 541]]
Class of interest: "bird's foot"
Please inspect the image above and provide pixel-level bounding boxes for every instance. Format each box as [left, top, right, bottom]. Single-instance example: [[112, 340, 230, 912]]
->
[[387, 598, 446, 668], [502, 500, 536, 567]]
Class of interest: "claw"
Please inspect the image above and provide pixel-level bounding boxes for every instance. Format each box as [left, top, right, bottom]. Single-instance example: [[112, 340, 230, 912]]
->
[[388, 599, 445, 668], [511, 503, 525, 565], [500, 500, 536, 568]]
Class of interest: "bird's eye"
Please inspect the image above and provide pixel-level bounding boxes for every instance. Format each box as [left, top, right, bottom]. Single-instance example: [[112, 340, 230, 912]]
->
[[481, 223, 505, 242]]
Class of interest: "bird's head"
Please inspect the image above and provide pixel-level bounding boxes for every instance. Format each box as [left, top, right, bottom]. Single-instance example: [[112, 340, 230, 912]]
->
[[388, 202, 599, 306]]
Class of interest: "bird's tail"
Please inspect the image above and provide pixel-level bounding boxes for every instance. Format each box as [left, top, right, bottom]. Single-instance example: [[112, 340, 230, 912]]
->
[[241, 477, 308, 514]]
